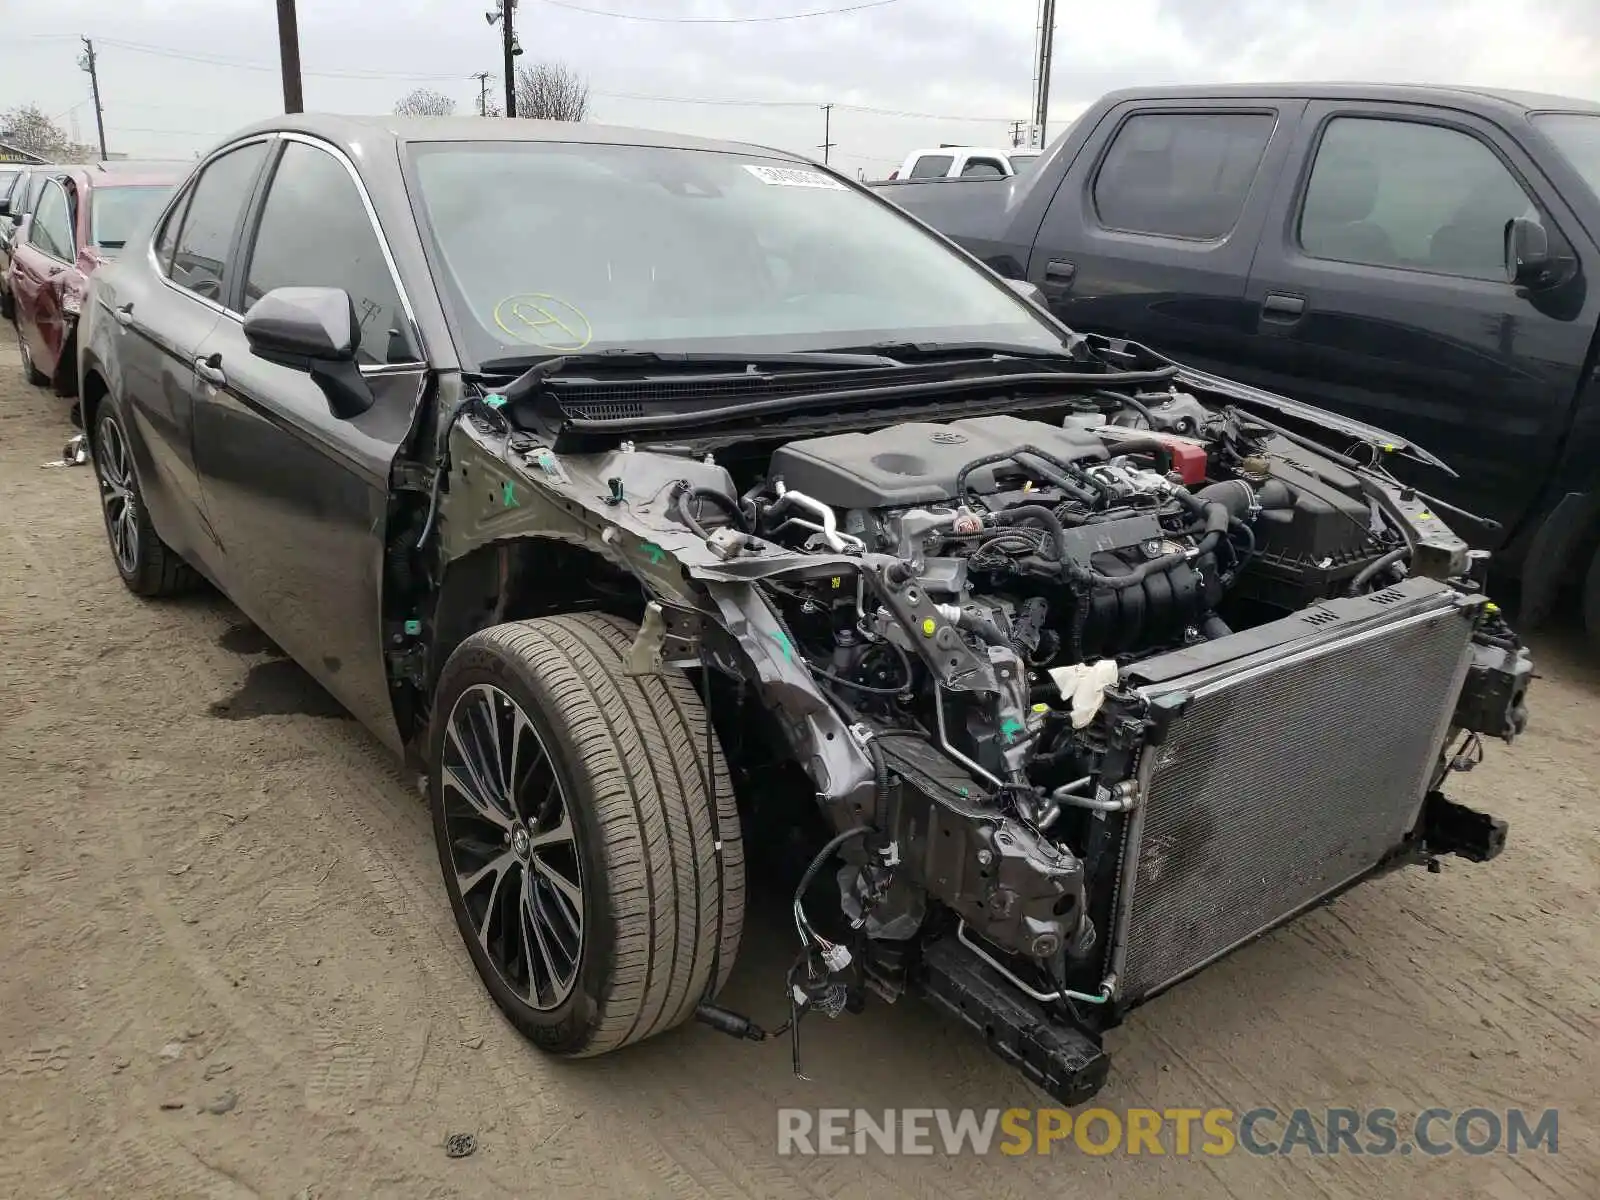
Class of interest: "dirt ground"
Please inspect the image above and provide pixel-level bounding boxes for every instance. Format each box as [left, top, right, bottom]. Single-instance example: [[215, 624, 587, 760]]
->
[[1, 339, 1596, 1200]]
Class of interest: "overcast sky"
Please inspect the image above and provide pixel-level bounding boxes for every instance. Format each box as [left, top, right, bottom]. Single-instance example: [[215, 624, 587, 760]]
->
[[3, 0, 1597, 176]]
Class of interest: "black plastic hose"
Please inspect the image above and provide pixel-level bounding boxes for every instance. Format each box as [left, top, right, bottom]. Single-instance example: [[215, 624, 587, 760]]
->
[[1348, 546, 1411, 595]]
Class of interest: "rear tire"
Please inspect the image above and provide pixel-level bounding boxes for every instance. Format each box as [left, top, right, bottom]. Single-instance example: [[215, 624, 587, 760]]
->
[[91, 393, 198, 597], [429, 613, 744, 1057]]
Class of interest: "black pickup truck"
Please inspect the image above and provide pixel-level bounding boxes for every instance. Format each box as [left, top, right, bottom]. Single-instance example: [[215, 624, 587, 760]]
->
[[870, 84, 1600, 642]]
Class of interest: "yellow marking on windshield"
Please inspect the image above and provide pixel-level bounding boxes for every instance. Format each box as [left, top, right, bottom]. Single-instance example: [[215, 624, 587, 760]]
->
[[493, 293, 593, 351]]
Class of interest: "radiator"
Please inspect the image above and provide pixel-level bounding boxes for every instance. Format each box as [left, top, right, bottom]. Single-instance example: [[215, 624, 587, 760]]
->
[[1109, 579, 1478, 1005]]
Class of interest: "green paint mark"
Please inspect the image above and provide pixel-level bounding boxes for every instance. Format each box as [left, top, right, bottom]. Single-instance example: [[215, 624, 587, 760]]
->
[[403, 619, 422, 636], [502, 480, 518, 508], [770, 629, 795, 662], [483, 393, 507, 409], [999, 716, 1024, 744], [956, 786, 970, 798], [640, 541, 666, 565]]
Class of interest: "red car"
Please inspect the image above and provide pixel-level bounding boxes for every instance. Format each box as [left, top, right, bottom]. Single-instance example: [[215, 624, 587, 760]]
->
[[7, 164, 183, 394]]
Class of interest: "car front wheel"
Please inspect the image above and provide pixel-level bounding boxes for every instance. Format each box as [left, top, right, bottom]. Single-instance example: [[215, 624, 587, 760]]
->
[[429, 612, 744, 1056]]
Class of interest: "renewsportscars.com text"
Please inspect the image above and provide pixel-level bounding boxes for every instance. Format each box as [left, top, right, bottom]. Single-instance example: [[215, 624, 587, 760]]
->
[[776, 1107, 1560, 1157]]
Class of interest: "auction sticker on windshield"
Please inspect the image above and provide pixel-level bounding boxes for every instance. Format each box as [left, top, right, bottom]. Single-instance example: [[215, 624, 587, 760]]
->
[[743, 164, 848, 190]]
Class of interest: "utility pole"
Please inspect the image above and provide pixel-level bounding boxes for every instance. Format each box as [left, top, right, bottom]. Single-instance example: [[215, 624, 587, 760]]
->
[[1031, 0, 1057, 148], [78, 37, 108, 160], [1009, 119, 1026, 148], [819, 103, 835, 165], [502, 0, 518, 118], [471, 71, 493, 117], [276, 0, 304, 113]]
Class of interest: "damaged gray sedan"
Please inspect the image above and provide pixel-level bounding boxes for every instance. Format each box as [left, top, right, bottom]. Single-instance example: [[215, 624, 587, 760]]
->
[[79, 116, 1532, 1103]]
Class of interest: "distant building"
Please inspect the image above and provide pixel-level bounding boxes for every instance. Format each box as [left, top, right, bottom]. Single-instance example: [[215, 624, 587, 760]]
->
[[0, 139, 48, 165]]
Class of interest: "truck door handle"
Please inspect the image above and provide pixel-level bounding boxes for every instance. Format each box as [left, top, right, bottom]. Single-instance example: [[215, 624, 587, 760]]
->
[[113, 302, 134, 328], [195, 353, 227, 388], [1043, 259, 1077, 289], [1261, 293, 1306, 321]]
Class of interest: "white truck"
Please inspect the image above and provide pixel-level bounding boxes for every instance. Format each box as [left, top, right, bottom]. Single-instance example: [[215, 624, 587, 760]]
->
[[888, 145, 1041, 180]]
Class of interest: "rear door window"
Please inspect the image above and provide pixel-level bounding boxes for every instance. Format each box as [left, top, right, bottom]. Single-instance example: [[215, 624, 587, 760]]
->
[[908, 154, 954, 179], [960, 157, 1007, 178], [170, 141, 269, 305], [1093, 111, 1277, 240], [28, 181, 74, 261], [1298, 117, 1535, 280], [241, 140, 416, 365]]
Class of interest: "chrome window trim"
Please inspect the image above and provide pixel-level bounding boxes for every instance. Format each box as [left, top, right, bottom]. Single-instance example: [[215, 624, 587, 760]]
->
[[150, 133, 275, 322], [273, 131, 428, 366]]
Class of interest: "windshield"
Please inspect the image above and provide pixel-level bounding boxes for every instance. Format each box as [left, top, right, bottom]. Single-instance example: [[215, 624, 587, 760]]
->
[[1534, 113, 1600, 202], [90, 184, 172, 251], [407, 142, 1063, 367]]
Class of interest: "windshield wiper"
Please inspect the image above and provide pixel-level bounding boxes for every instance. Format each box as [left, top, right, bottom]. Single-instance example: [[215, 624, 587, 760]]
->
[[97, 239, 126, 250], [475, 347, 904, 380], [813, 340, 1080, 363]]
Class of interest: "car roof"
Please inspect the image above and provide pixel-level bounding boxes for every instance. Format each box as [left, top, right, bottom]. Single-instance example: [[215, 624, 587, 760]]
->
[[55, 163, 192, 191], [1098, 82, 1600, 116], [220, 112, 810, 165]]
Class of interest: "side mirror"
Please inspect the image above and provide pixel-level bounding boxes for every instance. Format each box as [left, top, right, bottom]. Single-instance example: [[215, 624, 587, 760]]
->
[[1006, 277, 1049, 308], [243, 286, 375, 419], [1504, 217, 1554, 288]]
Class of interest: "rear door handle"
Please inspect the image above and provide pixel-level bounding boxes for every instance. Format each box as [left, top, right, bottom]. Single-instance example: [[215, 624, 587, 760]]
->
[[113, 302, 134, 328], [1261, 293, 1306, 321], [195, 353, 227, 388], [1043, 259, 1077, 291]]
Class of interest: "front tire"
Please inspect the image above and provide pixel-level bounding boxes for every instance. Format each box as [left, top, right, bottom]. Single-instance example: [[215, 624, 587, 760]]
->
[[429, 613, 744, 1056], [92, 395, 197, 597]]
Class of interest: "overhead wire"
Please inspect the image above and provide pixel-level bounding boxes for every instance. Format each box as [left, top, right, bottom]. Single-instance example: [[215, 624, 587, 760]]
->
[[539, 0, 905, 21]]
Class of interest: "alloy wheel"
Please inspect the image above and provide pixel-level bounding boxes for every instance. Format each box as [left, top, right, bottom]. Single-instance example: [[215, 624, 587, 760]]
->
[[441, 683, 584, 1010], [94, 416, 140, 576]]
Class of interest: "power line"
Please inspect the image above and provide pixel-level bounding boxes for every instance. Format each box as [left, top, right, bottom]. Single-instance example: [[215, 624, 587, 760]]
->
[[538, 0, 904, 22], [29, 34, 1013, 124], [91, 37, 467, 81]]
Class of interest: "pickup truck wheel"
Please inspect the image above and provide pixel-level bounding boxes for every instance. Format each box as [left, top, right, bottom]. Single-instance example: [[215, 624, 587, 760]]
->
[[18, 322, 48, 386], [429, 613, 744, 1056], [91, 399, 198, 597]]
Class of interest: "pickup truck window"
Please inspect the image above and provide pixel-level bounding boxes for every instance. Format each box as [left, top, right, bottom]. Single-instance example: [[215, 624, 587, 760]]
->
[[1299, 117, 1533, 281], [961, 158, 1006, 179], [909, 154, 954, 179], [1534, 113, 1600, 202], [1092, 111, 1276, 240]]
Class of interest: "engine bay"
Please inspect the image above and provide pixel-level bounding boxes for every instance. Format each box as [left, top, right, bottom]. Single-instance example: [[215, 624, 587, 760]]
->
[[423, 357, 1530, 1105]]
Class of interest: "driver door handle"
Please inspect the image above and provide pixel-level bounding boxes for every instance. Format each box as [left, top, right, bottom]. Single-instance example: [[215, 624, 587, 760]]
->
[[195, 353, 227, 388], [113, 302, 134, 328]]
